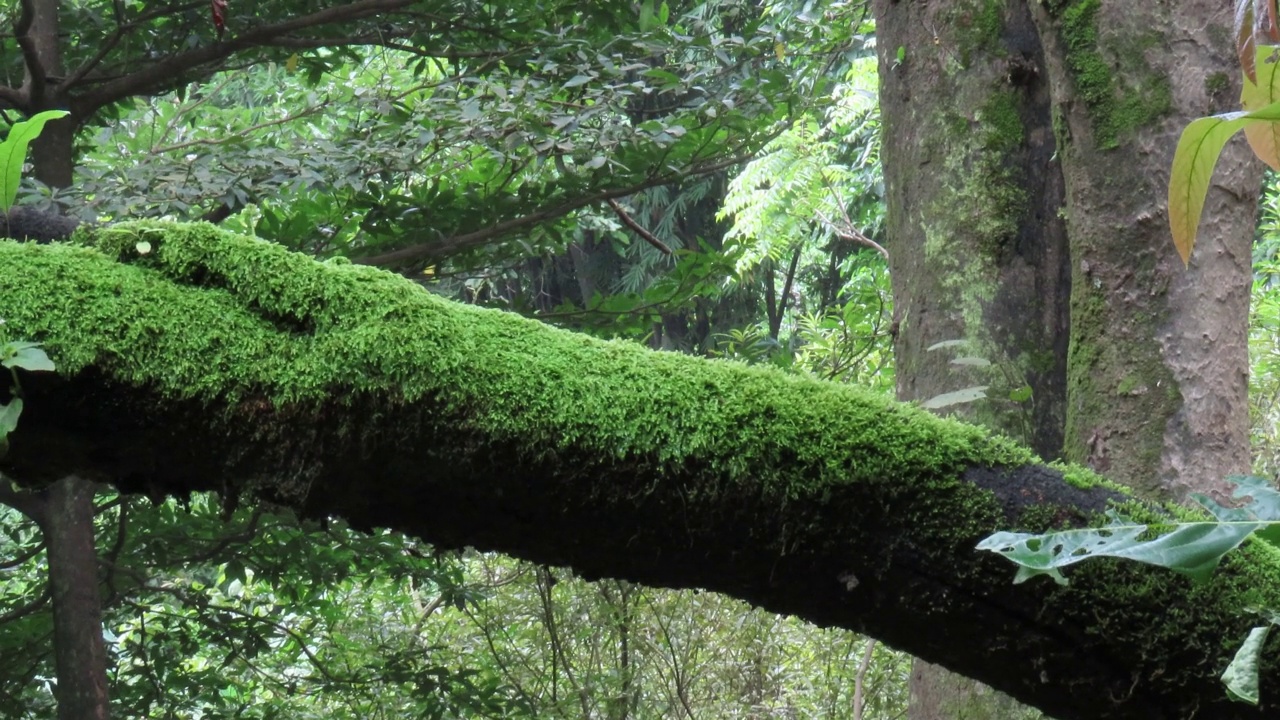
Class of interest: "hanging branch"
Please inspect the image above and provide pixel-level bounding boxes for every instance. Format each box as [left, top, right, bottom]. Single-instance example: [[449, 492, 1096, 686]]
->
[[606, 198, 673, 256]]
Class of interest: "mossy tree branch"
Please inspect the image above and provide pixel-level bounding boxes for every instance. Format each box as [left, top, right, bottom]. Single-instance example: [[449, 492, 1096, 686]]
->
[[0, 223, 1278, 720]]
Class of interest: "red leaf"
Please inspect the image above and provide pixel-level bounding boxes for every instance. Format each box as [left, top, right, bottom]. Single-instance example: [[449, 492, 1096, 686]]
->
[[1263, 0, 1280, 43], [211, 0, 227, 35], [1239, 0, 1257, 83]]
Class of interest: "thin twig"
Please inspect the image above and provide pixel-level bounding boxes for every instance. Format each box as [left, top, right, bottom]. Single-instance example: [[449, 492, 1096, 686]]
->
[[606, 198, 672, 255]]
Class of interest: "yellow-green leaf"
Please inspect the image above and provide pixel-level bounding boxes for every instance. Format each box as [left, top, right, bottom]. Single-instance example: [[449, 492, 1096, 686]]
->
[[1243, 47, 1280, 169], [0, 109, 70, 212], [1242, 84, 1280, 169], [1168, 103, 1280, 265]]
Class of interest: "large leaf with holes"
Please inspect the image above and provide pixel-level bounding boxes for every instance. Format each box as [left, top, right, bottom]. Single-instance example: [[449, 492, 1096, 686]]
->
[[978, 476, 1280, 585]]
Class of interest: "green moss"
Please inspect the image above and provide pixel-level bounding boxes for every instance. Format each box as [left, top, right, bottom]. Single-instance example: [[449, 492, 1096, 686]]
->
[[979, 92, 1025, 154], [0, 222, 1038, 504], [975, 0, 1004, 47], [1204, 72, 1230, 96], [1051, 102, 1069, 158], [1051, 461, 1128, 493], [917, 88, 1032, 442], [954, 0, 1006, 67], [927, 92, 1029, 266], [1056, 0, 1170, 149], [1115, 374, 1141, 395], [1015, 503, 1073, 533]]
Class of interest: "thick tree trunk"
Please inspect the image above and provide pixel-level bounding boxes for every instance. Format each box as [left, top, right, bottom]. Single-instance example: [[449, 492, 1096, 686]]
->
[[16, 0, 77, 188], [877, 1, 1260, 717], [877, 0, 1069, 715], [1026, 0, 1260, 500], [29, 118, 77, 190], [879, 0, 1070, 458], [41, 476, 110, 720]]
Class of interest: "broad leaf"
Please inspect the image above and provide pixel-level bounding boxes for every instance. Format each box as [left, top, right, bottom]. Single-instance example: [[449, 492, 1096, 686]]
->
[[921, 386, 988, 410], [1224, 625, 1271, 705], [1242, 0, 1280, 81], [1168, 102, 1280, 265], [1242, 46, 1280, 169], [978, 514, 1259, 586], [2, 345, 55, 372], [0, 398, 22, 436], [978, 476, 1280, 585], [0, 110, 70, 212]]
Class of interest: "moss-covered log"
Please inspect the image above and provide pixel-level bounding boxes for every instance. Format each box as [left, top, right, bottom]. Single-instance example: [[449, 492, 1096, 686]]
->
[[1, 223, 1278, 720]]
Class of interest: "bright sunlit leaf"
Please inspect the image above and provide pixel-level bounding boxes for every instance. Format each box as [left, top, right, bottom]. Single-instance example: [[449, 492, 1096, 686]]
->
[[1168, 102, 1280, 265], [0, 110, 70, 212], [1243, 47, 1280, 169]]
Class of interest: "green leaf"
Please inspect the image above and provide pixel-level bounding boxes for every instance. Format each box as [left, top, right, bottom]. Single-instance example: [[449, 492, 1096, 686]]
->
[[921, 386, 988, 410], [949, 356, 991, 367], [639, 2, 656, 31], [0, 398, 23, 436], [1223, 625, 1270, 705], [978, 517, 1255, 585], [1008, 385, 1033, 402], [1168, 102, 1280, 265], [978, 478, 1280, 585], [563, 74, 594, 88], [642, 68, 682, 85], [3, 345, 55, 372], [1241, 47, 1280, 170], [0, 110, 70, 212]]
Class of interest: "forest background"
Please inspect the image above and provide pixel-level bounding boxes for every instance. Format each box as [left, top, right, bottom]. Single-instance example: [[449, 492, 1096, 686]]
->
[[2, 1, 1279, 718]]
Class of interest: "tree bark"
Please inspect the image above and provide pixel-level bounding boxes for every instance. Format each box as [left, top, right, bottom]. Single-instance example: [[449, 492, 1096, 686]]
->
[[880, 0, 1070, 459], [40, 475, 110, 720], [877, 0, 1069, 715], [2, 225, 1280, 718], [1026, 0, 1260, 501], [878, 0, 1262, 716], [15, 0, 76, 188]]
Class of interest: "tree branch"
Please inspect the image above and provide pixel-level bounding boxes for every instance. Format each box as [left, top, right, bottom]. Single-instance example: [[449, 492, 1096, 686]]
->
[[2, 227, 1275, 719], [77, 0, 420, 115], [606, 198, 673, 255], [12, 0, 45, 107], [355, 153, 751, 267], [0, 472, 47, 525], [61, 2, 207, 95]]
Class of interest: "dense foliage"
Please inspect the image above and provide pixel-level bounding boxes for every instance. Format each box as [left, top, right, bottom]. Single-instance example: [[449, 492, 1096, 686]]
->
[[0, 2, 917, 717]]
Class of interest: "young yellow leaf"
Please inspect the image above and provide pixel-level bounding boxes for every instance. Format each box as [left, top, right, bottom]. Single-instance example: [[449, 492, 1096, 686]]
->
[[1243, 81, 1280, 169], [1243, 47, 1280, 169], [1169, 103, 1280, 265]]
